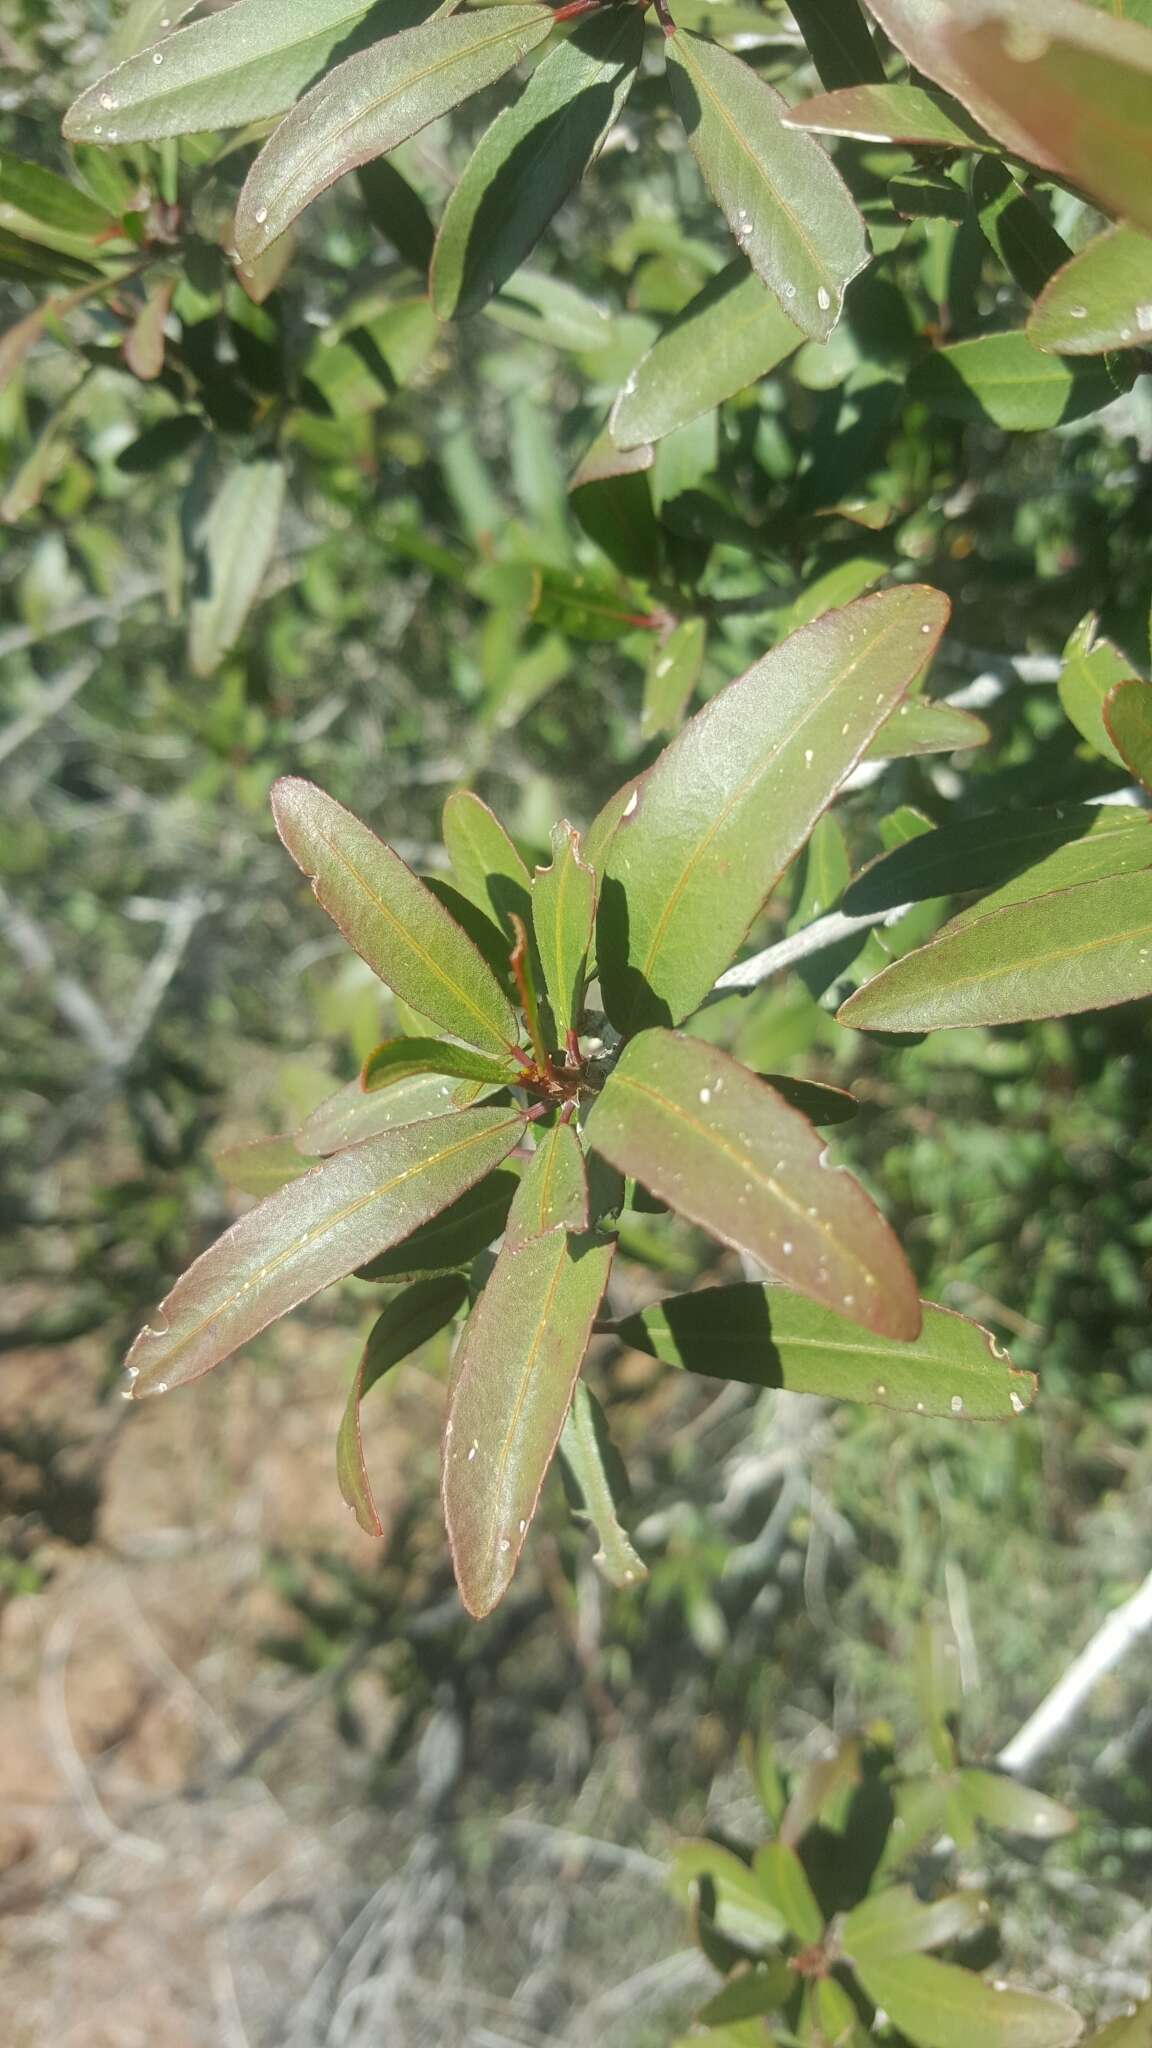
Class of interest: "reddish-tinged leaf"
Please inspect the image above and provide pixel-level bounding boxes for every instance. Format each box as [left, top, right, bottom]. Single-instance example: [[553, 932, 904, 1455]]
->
[[505, 1120, 588, 1246], [784, 81, 996, 150], [125, 1107, 523, 1395], [123, 275, 174, 380], [338, 1275, 467, 1536], [273, 778, 518, 1053], [296, 1072, 476, 1157], [586, 1030, 920, 1339], [442, 1228, 614, 1616], [1104, 678, 1152, 792], [356, 1165, 522, 1281]]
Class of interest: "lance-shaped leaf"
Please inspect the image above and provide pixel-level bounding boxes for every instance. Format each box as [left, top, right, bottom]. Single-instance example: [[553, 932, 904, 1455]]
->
[[442, 788, 532, 937], [611, 1285, 1032, 1419], [842, 1885, 989, 1963], [125, 1107, 523, 1395], [64, 0, 435, 143], [234, 8, 556, 262], [1029, 226, 1152, 356], [973, 159, 1072, 300], [610, 259, 804, 449], [338, 1275, 467, 1535], [839, 871, 1152, 1031], [442, 1228, 614, 1616], [784, 82, 996, 150], [751, 1844, 823, 1944], [788, 0, 886, 88], [0, 151, 115, 248], [763, 1076, 858, 1124], [506, 1119, 588, 1246], [361, 1035, 518, 1093], [843, 804, 1152, 924], [357, 1165, 521, 1280], [273, 778, 518, 1053], [910, 332, 1121, 432], [866, 696, 989, 760], [431, 8, 644, 320], [214, 1133, 314, 1196], [587, 1032, 920, 1339], [296, 1071, 477, 1156], [642, 617, 707, 738], [532, 821, 596, 1038], [852, 1953, 1083, 2048], [1059, 616, 1133, 768], [1105, 679, 1152, 792], [558, 1381, 647, 1588], [597, 585, 949, 1033], [665, 29, 869, 341], [959, 1770, 1077, 1841], [186, 456, 286, 676], [668, 1842, 787, 1949]]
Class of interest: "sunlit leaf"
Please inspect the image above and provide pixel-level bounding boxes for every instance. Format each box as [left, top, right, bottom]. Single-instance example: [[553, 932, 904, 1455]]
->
[[866, 695, 989, 759], [506, 1119, 588, 1245], [361, 1035, 518, 1092], [843, 804, 1152, 925], [186, 455, 286, 675], [442, 788, 533, 939], [558, 1380, 647, 1588], [959, 1770, 1078, 1841], [751, 1842, 823, 1944], [784, 81, 996, 150], [532, 820, 596, 1039], [296, 1071, 479, 1156], [1085, 1999, 1152, 2048], [642, 617, 707, 738], [1104, 679, 1152, 792], [357, 1165, 521, 1280], [0, 150, 115, 246], [668, 1841, 787, 1950], [213, 1133, 313, 1195], [842, 1884, 989, 1962], [1029, 226, 1152, 355], [610, 259, 804, 448], [910, 332, 1121, 431], [853, 1952, 1083, 2048], [338, 1275, 467, 1534]]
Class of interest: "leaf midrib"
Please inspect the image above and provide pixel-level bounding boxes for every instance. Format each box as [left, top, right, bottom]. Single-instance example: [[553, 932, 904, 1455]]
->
[[871, 905, 1152, 1007]]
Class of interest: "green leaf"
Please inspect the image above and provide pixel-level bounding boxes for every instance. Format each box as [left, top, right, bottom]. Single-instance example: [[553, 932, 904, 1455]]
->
[[430, 8, 644, 320], [751, 1842, 823, 1944], [532, 821, 596, 1039], [910, 332, 1121, 431], [442, 1228, 614, 1615], [185, 456, 285, 676], [865, 696, 989, 760], [338, 1275, 468, 1534], [611, 1285, 1033, 1420], [842, 1885, 989, 1963], [361, 1036, 518, 1092], [587, 1030, 921, 1339], [1059, 616, 1134, 768], [1086, 1999, 1152, 2048], [296, 1071, 483, 1156], [1029, 226, 1152, 355], [761, 1076, 858, 1125], [442, 788, 533, 938], [642, 617, 708, 738], [558, 1380, 647, 1588], [839, 871, 1152, 1031], [843, 804, 1152, 924], [64, 0, 430, 143], [668, 1841, 787, 1949], [213, 1133, 313, 1196], [785, 558, 887, 636], [125, 1108, 523, 1395], [787, 0, 887, 88], [272, 778, 519, 1052], [610, 258, 804, 448], [356, 1165, 521, 1280], [695, 1963, 793, 2026], [852, 1953, 1083, 2048], [596, 585, 949, 1033], [959, 1770, 1077, 1841], [0, 151, 113, 244], [973, 159, 1073, 300], [0, 225, 102, 288], [488, 269, 613, 350], [506, 1119, 588, 1245], [234, 9, 556, 262], [666, 29, 869, 341], [1104, 679, 1152, 792], [784, 82, 996, 150], [357, 157, 436, 273]]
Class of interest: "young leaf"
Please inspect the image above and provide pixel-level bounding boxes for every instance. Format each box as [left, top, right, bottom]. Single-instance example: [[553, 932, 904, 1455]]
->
[[1104, 678, 1152, 792], [361, 1036, 518, 1092], [838, 871, 1152, 1031], [910, 332, 1121, 432], [596, 585, 949, 1034], [442, 788, 533, 938], [338, 1275, 467, 1534], [1029, 226, 1152, 355], [272, 778, 518, 1052], [610, 259, 804, 449], [506, 1119, 588, 1246], [64, 0, 432, 143], [842, 1885, 989, 1963], [234, 9, 557, 262], [783, 82, 996, 150], [442, 1228, 614, 1616], [125, 1108, 523, 1395], [750, 1843, 823, 1944], [587, 1031, 921, 1340], [1059, 617, 1134, 768], [959, 1770, 1077, 1842], [642, 617, 707, 738], [296, 1071, 479, 1156], [558, 1381, 647, 1588], [186, 456, 286, 676], [610, 1285, 1033, 1420], [356, 1165, 521, 1280], [430, 8, 645, 320], [666, 28, 869, 341], [532, 821, 596, 1039], [852, 1952, 1083, 2048]]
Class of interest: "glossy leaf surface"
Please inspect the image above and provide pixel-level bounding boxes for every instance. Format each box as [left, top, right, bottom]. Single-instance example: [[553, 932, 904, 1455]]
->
[[587, 1031, 920, 1339], [442, 788, 533, 938], [126, 1108, 522, 1395], [910, 333, 1119, 431], [532, 821, 596, 1038], [338, 1275, 467, 1534], [842, 1885, 988, 1962], [558, 1381, 647, 1588], [610, 260, 804, 448], [597, 586, 949, 1033], [442, 1228, 614, 1616], [1029, 226, 1152, 355], [273, 779, 518, 1052], [361, 1035, 517, 1092], [784, 82, 995, 149], [666, 29, 869, 340], [1104, 678, 1152, 791], [187, 457, 285, 677], [505, 1120, 588, 1246], [866, 695, 989, 759], [853, 1952, 1083, 2048], [844, 804, 1152, 923], [357, 1165, 521, 1280]]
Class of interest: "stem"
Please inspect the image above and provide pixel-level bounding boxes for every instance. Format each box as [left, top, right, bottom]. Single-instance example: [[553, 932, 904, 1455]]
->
[[653, 0, 675, 34], [551, 0, 602, 18]]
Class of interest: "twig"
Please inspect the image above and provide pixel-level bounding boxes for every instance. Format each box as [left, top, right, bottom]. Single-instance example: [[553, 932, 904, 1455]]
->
[[711, 902, 911, 995], [997, 1566, 1152, 1776]]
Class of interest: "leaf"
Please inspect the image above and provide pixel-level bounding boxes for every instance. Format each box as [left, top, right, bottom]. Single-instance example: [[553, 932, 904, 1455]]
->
[[668, 1841, 787, 1949], [843, 804, 1152, 923], [666, 29, 869, 341], [596, 585, 949, 1033], [973, 159, 1073, 300], [783, 82, 996, 150], [532, 821, 596, 1039], [1059, 616, 1134, 768], [842, 1885, 989, 1962], [506, 1119, 588, 1246], [761, 1076, 858, 1125], [337, 1275, 467, 1534], [852, 1953, 1083, 2048], [587, 1031, 921, 1339], [488, 269, 613, 350], [430, 8, 644, 320], [296, 1071, 481, 1156], [123, 275, 175, 380], [357, 157, 436, 273], [910, 332, 1121, 431], [0, 151, 114, 243], [610, 258, 804, 448], [695, 1963, 794, 2026], [125, 1108, 523, 1395], [787, 0, 887, 88], [442, 1228, 614, 1616], [751, 1842, 823, 1944], [866, 696, 990, 759], [361, 1036, 518, 1092], [1104, 679, 1152, 792], [959, 1770, 1077, 1841], [234, 9, 556, 262], [1086, 2000, 1152, 2048], [641, 617, 707, 738], [213, 1133, 313, 1195], [611, 1285, 1033, 1420], [272, 778, 519, 1052], [442, 788, 533, 938], [1029, 226, 1152, 355], [185, 455, 285, 676], [838, 871, 1152, 1031], [357, 1165, 521, 1280], [558, 1380, 647, 1588], [64, 0, 427, 143], [0, 227, 101, 287]]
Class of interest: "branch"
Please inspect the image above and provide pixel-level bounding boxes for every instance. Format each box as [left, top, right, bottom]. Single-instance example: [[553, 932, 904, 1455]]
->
[[997, 1566, 1152, 1776], [710, 901, 912, 996]]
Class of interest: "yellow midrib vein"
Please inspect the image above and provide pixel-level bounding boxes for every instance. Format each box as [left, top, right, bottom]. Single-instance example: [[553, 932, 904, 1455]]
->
[[484, 1236, 572, 1560], [876, 913, 1152, 1004]]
